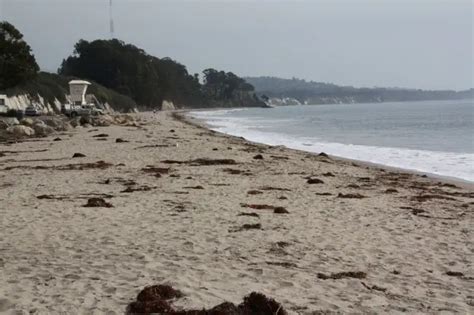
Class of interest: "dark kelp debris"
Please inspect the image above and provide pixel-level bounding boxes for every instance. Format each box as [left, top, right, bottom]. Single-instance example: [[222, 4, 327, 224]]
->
[[126, 285, 287, 315], [83, 198, 113, 208], [317, 271, 367, 280]]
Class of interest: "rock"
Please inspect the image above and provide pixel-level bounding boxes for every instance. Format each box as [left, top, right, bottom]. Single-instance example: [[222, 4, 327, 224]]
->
[[0, 117, 19, 129], [20, 118, 35, 126], [116, 138, 128, 143], [83, 198, 113, 208], [318, 152, 329, 158], [40, 117, 71, 131], [0, 120, 9, 130], [80, 116, 92, 125], [253, 154, 264, 160], [91, 114, 114, 127], [72, 153, 86, 158], [6, 125, 35, 137], [32, 121, 55, 137], [69, 117, 81, 128], [53, 137, 62, 141], [125, 121, 139, 127], [337, 193, 366, 199], [114, 114, 135, 125]]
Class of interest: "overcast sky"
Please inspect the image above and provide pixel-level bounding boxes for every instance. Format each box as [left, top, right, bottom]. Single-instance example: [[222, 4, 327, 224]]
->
[[1, 0, 472, 90]]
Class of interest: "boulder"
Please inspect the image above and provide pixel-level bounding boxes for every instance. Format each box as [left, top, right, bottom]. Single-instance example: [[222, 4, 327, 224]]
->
[[91, 114, 114, 127], [20, 118, 35, 126], [114, 114, 135, 125], [0, 118, 19, 129], [32, 121, 55, 137], [6, 125, 35, 137], [69, 117, 81, 128], [40, 117, 72, 131], [0, 120, 9, 130]]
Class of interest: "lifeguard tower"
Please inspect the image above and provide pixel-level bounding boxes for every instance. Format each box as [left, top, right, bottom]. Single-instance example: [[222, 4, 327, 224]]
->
[[68, 80, 91, 105]]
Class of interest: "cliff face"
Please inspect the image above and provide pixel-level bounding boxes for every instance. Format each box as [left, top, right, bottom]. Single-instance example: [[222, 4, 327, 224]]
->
[[0, 72, 137, 113], [2, 94, 62, 113]]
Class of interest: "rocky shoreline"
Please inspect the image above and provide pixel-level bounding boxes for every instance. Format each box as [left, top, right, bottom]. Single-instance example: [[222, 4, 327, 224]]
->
[[0, 111, 472, 313]]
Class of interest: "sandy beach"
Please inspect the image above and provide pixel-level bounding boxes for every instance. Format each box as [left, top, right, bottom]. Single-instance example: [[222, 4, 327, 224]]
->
[[0, 111, 472, 314]]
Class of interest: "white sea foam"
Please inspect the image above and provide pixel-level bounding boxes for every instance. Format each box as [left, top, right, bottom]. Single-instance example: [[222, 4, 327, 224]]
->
[[190, 110, 474, 182]]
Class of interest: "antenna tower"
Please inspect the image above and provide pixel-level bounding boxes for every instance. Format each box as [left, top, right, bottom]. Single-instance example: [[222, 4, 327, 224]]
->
[[109, 0, 114, 39]]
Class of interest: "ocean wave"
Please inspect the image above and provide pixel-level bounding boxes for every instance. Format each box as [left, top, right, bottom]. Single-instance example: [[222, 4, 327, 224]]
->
[[189, 111, 474, 182]]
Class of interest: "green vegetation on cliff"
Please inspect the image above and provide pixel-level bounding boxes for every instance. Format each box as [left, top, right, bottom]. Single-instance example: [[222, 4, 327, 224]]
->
[[1, 72, 137, 112], [59, 39, 264, 109]]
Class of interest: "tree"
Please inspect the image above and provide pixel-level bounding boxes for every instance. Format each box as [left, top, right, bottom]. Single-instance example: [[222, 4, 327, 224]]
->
[[59, 39, 205, 108], [0, 21, 39, 89]]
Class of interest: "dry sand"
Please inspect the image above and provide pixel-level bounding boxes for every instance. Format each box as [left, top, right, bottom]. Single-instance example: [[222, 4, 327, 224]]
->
[[0, 111, 472, 314]]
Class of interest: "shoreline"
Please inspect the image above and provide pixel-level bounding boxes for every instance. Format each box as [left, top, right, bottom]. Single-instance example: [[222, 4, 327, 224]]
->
[[178, 110, 474, 189], [0, 111, 472, 313]]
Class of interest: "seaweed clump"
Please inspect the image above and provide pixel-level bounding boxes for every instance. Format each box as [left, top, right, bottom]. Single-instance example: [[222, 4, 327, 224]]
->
[[126, 285, 287, 315]]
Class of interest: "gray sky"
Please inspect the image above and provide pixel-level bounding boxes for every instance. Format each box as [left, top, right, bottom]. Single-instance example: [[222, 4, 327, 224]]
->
[[1, 0, 472, 90]]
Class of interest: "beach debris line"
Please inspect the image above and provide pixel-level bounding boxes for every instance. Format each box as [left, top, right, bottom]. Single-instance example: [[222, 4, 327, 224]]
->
[[337, 193, 366, 199], [141, 166, 170, 177], [126, 284, 287, 315], [238, 212, 260, 218], [266, 261, 298, 268], [92, 133, 109, 138], [1, 160, 113, 171], [162, 158, 238, 166], [183, 185, 204, 190], [223, 168, 253, 176], [259, 186, 291, 192], [230, 223, 262, 232], [37, 193, 113, 200], [361, 282, 387, 292], [317, 271, 367, 280], [121, 185, 155, 193], [240, 204, 289, 214]]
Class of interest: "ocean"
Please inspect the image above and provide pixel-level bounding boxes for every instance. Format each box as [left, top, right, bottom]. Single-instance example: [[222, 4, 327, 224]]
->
[[190, 99, 474, 182]]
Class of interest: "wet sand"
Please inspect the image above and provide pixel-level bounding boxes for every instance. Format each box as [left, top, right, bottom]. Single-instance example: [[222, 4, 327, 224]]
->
[[0, 111, 472, 314]]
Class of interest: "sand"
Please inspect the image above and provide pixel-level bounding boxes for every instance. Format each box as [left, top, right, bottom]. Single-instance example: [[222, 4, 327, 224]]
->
[[0, 111, 472, 314]]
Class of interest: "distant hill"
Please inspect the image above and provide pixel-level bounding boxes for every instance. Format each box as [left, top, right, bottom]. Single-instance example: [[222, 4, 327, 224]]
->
[[245, 76, 473, 105]]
